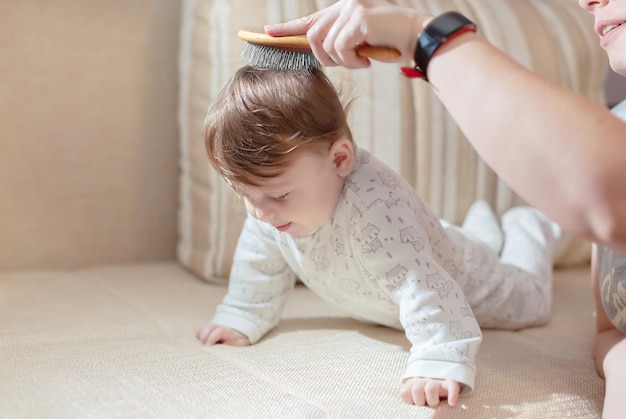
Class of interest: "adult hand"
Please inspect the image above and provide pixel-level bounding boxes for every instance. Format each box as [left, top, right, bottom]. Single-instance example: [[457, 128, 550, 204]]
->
[[265, 0, 431, 68]]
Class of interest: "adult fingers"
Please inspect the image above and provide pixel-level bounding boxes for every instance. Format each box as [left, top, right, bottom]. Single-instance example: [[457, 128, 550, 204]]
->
[[263, 1, 339, 38], [318, 4, 369, 68], [264, 15, 312, 37], [265, 2, 367, 68], [306, 11, 339, 67], [327, 12, 371, 68]]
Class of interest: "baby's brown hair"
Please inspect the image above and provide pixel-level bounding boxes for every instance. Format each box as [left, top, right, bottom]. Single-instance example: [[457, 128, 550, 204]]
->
[[204, 66, 353, 189]]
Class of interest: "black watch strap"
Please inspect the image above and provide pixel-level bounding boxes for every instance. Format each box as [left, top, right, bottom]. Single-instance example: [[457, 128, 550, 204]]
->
[[401, 11, 477, 81]]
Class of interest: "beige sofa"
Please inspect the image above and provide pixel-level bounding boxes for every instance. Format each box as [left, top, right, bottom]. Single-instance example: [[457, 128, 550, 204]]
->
[[1, 1, 609, 417]]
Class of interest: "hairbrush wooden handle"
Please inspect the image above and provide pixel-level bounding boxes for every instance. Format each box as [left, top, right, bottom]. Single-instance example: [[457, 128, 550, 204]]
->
[[237, 30, 401, 62], [354, 44, 401, 62]]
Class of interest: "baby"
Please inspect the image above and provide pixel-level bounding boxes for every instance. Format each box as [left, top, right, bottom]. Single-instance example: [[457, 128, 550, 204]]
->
[[197, 65, 562, 407]]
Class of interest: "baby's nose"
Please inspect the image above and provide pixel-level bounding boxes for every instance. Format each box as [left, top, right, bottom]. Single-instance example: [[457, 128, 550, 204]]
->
[[249, 200, 276, 221]]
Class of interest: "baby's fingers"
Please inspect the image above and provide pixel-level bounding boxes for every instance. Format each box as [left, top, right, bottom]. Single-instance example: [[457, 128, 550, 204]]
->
[[442, 379, 461, 407], [206, 327, 227, 345], [424, 380, 443, 407], [196, 323, 224, 345], [399, 378, 426, 405], [195, 323, 212, 344], [399, 377, 461, 407], [223, 335, 250, 346]]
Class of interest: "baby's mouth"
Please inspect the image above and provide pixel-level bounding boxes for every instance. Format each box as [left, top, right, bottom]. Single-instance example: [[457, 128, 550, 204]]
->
[[274, 222, 292, 232]]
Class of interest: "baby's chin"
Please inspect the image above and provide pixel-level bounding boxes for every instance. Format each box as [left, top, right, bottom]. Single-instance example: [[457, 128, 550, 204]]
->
[[286, 224, 321, 237]]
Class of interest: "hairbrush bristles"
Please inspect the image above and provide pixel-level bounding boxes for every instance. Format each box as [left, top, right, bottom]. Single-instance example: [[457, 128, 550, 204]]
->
[[240, 42, 321, 70], [237, 30, 401, 71]]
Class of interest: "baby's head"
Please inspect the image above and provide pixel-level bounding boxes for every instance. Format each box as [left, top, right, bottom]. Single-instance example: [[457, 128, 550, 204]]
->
[[204, 65, 353, 189], [204, 66, 355, 236]]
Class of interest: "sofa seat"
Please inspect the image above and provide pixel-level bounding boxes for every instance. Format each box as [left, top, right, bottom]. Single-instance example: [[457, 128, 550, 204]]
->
[[2, 263, 603, 417]]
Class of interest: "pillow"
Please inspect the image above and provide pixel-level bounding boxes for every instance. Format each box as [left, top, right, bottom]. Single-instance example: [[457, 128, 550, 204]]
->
[[178, 0, 607, 283]]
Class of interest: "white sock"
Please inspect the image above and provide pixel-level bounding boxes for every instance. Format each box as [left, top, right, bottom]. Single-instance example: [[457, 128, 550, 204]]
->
[[461, 200, 504, 254], [500, 206, 564, 278]]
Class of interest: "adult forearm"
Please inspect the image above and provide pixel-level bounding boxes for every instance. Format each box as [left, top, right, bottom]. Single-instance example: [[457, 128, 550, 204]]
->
[[265, 1, 626, 251], [428, 34, 626, 252]]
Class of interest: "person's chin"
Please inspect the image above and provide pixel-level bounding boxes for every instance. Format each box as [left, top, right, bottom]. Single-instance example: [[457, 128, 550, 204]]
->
[[607, 38, 626, 72], [287, 225, 318, 237], [609, 55, 626, 77]]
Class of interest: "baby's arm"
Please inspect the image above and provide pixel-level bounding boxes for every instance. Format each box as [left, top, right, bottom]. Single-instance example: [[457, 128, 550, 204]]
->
[[196, 323, 250, 346], [197, 215, 296, 345], [396, 277, 479, 408], [359, 209, 481, 407], [399, 377, 460, 407]]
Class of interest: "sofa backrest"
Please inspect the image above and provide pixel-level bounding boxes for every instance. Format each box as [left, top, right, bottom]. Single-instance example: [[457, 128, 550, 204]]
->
[[177, 0, 608, 284], [0, 0, 182, 270], [1, 0, 608, 275]]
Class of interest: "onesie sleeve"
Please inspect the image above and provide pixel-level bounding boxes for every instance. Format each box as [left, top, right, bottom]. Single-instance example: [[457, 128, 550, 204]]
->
[[355, 200, 482, 393], [211, 214, 297, 344]]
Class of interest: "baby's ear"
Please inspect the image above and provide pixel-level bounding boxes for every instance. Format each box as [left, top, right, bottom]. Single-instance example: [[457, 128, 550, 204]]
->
[[330, 137, 354, 177]]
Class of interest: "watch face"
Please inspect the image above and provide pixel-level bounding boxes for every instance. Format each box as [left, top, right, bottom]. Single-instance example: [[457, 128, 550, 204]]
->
[[430, 12, 476, 38], [414, 12, 476, 79]]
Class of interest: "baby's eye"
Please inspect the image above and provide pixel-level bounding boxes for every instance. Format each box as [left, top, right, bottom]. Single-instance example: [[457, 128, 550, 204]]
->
[[273, 193, 289, 201]]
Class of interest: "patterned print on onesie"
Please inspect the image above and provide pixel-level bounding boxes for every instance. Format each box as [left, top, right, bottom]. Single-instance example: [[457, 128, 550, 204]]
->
[[597, 246, 626, 333]]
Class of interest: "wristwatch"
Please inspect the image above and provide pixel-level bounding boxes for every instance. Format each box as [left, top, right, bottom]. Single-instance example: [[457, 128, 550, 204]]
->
[[401, 11, 477, 81]]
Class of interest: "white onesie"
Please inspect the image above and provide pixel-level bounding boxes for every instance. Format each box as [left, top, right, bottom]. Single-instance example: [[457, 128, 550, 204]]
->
[[211, 148, 560, 392]]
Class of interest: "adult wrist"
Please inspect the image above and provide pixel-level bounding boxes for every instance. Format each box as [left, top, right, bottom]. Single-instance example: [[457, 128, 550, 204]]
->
[[408, 15, 433, 59], [401, 11, 477, 81]]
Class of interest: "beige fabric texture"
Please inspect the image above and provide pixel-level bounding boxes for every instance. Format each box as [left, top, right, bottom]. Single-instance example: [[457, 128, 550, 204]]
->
[[177, 0, 607, 284], [0, 0, 181, 270], [1, 263, 603, 417]]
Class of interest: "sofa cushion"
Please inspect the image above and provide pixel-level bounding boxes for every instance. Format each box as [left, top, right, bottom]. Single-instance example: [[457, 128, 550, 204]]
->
[[177, 0, 606, 284], [0, 263, 603, 416]]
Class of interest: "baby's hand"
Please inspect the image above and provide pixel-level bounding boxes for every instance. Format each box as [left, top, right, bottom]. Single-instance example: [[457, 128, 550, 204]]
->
[[196, 323, 250, 346], [399, 377, 460, 407]]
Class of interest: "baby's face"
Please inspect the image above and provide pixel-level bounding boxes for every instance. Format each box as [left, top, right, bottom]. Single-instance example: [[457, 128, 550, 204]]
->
[[238, 150, 347, 237]]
